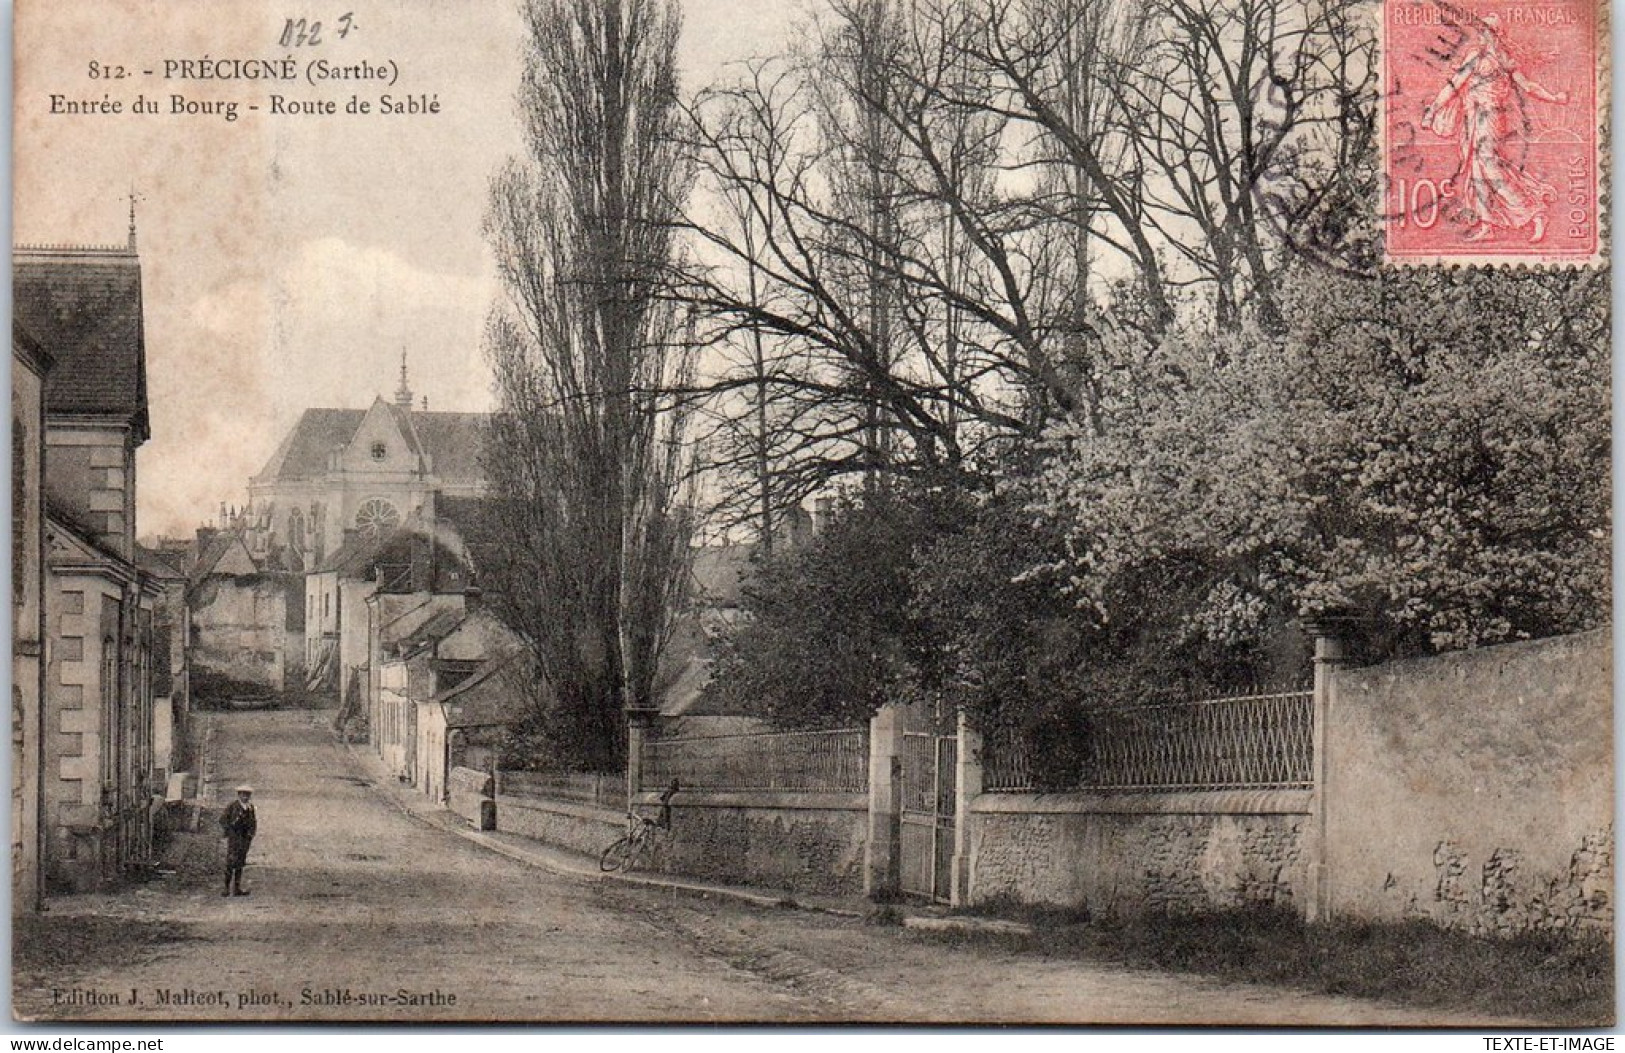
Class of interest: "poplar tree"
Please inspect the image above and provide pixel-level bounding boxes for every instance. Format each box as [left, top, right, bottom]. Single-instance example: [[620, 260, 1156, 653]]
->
[[483, 0, 694, 772]]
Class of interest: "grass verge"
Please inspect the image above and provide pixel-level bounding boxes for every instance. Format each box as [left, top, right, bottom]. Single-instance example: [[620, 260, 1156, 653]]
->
[[924, 901, 1613, 1026]]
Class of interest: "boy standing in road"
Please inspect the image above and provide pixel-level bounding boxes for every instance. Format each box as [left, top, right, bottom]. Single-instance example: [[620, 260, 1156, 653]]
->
[[219, 785, 257, 896]]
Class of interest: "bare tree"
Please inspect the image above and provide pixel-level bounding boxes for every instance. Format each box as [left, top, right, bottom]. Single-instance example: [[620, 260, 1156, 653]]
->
[[672, 0, 1374, 539], [483, 0, 694, 772], [671, 5, 1073, 522], [959, 0, 1372, 334]]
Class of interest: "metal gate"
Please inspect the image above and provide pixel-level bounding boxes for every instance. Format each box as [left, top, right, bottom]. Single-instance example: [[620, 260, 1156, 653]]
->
[[900, 732, 956, 902]]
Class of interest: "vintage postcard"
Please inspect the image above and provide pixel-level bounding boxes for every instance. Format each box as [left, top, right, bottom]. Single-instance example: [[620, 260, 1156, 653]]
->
[[9, 0, 1612, 1029]]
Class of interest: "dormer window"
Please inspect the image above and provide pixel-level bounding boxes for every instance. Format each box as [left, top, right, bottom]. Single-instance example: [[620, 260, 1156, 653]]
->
[[371, 442, 387, 461]]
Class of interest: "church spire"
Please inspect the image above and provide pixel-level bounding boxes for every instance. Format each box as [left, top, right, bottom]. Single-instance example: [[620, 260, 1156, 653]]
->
[[394, 350, 413, 409]]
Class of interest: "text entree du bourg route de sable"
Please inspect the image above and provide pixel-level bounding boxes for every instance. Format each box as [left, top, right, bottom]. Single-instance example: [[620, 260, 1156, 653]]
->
[[49, 56, 441, 123]]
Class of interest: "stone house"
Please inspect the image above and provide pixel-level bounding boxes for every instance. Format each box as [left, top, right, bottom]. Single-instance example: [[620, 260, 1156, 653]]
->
[[656, 542, 766, 738], [416, 658, 521, 802], [309, 517, 476, 731], [12, 325, 52, 911], [186, 525, 303, 700], [43, 509, 162, 891], [16, 236, 165, 893], [304, 529, 393, 708]]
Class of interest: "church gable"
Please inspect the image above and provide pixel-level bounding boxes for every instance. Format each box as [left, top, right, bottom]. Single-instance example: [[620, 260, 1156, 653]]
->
[[336, 398, 421, 475]]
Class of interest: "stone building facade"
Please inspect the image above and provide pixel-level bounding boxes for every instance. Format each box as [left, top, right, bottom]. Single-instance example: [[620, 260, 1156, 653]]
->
[[15, 236, 162, 892], [12, 326, 52, 911], [247, 362, 487, 569]]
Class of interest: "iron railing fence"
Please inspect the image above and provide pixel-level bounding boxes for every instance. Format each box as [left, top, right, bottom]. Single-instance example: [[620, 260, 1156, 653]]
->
[[642, 727, 870, 794], [983, 689, 1315, 793], [498, 769, 624, 809], [901, 732, 937, 813]]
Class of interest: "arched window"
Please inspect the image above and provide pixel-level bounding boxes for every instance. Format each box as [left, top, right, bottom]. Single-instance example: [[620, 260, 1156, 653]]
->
[[287, 507, 306, 556]]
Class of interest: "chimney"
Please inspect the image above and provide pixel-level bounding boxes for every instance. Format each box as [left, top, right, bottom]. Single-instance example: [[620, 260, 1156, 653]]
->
[[463, 587, 483, 614], [783, 506, 812, 548], [813, 496, 835, 534]]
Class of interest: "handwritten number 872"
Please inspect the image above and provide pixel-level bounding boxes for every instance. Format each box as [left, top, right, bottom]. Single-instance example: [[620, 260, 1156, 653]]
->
[[279, 13, 356, 47]]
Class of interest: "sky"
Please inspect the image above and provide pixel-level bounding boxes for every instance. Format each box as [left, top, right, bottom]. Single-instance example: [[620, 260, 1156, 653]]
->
[[13, 0, 799, 538]]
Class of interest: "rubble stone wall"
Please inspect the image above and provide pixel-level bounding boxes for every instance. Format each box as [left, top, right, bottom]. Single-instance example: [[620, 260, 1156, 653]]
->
[[647, 792, 868, 897], [968, 792, 1310, 917]]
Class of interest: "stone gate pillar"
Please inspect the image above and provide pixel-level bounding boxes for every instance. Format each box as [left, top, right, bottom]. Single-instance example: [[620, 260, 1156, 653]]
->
[[865, 703, 906, 898], [1303, 610, 1359, 923], [951, 711, 982, 907], [625, 710, 654, 804]]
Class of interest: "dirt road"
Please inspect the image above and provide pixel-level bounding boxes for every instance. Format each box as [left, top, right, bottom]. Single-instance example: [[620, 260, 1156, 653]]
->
[[12, 710, 1505, 1025]]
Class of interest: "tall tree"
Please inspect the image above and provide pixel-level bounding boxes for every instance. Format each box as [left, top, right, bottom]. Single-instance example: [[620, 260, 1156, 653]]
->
[[483, 0, 694, 771], [1029, 266, 1611, 663]]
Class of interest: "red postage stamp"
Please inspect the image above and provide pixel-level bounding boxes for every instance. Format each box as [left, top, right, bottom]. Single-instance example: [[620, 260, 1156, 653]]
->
[[1382, 0, 1602, 265]]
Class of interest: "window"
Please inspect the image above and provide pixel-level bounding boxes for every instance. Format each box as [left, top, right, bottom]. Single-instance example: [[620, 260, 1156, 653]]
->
[[288, 508, 306, 555], [354, 498, 401, 540], [371, 442, 387, 461]]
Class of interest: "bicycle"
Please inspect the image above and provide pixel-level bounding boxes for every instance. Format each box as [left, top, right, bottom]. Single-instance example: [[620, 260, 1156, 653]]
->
[[598, 779, 679, 873]]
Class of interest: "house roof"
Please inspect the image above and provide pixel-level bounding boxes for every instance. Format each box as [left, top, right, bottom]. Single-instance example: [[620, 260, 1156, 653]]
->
[[134, 543, 188, 582], [13, 247, 148, 440], [46, 502, 140, 579], [433, 496, 503, 581], [253, 405, 488, 484], [431, 658, 523, 727], [188, 530, 259, 586], [12, 321, 54, 377], [316, 527, 394, 575], [387, 607, 467, 661]]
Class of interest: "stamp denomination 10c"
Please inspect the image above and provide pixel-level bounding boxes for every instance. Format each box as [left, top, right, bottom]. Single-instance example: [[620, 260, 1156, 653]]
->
[[1382, 0, 1601, 265]]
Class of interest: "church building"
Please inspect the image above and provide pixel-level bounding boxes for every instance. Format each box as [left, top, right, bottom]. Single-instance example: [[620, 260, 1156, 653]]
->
[[247, 360, 488, 570]]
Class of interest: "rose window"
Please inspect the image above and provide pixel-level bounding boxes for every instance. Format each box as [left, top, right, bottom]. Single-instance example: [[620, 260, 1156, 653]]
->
[[355, 498, 401, 540]]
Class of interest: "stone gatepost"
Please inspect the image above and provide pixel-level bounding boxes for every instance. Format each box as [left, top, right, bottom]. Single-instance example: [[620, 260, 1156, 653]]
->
[[865, 703, 906, 898], [951, 711, 982, 907], [1303, 611, 1358, 923], [625, 708, 656, 805]]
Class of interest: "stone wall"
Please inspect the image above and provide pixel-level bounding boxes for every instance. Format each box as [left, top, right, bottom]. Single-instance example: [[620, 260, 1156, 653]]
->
[[968, 791, 1310, 917], [495, 794, 623, 856], [494, 788, 868, 895], [648, 792, 869, 896], [446, 766, 493, 830], [1323, 629, 1612, 937], [189, 576, 290, 693]]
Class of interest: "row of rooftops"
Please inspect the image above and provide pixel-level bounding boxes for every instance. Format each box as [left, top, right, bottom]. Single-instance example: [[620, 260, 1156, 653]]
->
[[183, 493, 503, 589], [178, 494, 756, 617]]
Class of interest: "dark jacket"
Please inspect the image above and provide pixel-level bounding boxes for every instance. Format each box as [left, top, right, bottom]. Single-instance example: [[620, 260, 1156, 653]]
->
[[219, 800, 257, 844]]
